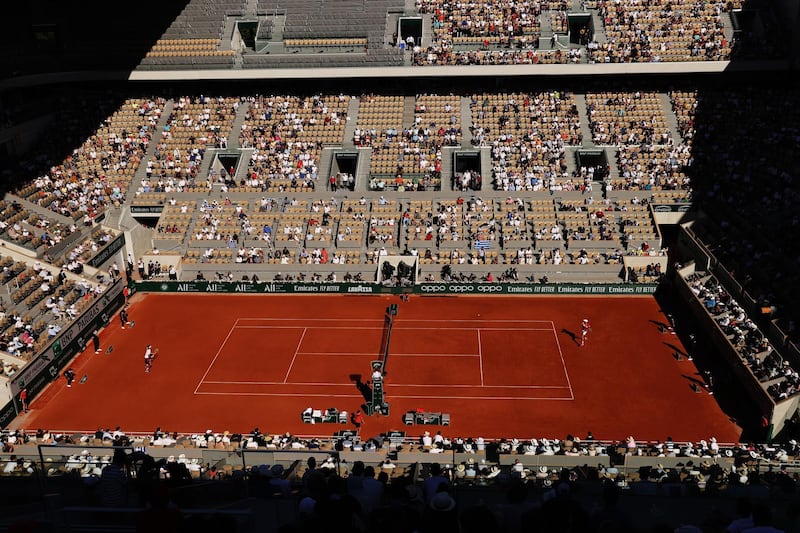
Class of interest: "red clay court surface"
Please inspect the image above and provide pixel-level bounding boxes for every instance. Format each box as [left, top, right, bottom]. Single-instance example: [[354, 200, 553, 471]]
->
[[16, 294, 741, 443]]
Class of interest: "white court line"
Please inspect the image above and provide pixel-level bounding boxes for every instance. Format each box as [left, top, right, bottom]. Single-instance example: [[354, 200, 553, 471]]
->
[[236, 325, 552, 331], [551, 320, 575, 400], [202, 380, 569, 389], [282, 328, 307, 384], [382, 383, 570, 389], [477, 329, 485, 386], [194, 318, 240, 395], [201, 317, 572, 399], [236, 317, 553, 323], [235, 325, 553, 331], [297, 352, 480, 357], [195, 391, 574, 400], [446, 328, 553, 331]]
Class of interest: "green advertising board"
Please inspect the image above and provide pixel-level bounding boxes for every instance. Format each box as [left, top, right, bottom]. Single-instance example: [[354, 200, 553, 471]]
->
[[87, 233, 126, 268], [134, 280, 658, 295]]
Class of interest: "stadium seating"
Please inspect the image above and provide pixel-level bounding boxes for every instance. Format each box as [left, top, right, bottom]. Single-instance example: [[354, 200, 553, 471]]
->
[[2, 0, 800, 528], [125, 0, 760, 70]]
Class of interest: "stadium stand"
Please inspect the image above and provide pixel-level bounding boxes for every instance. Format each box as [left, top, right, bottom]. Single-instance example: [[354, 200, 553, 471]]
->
[[0, 89, 736, 286], [118, 0, 789, 70], [1, 0, 799, 529]]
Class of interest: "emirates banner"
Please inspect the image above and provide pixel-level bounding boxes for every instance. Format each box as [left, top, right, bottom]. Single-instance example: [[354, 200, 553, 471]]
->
[[135, 281, 658, 295]]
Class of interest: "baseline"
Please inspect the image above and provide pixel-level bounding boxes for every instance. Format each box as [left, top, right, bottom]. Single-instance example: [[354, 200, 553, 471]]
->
[[195, 381, 573, 400], [234, 325, 553, 331]]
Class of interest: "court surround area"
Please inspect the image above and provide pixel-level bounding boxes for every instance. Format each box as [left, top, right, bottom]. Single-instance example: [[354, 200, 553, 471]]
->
[[17, 293, 741, 443]]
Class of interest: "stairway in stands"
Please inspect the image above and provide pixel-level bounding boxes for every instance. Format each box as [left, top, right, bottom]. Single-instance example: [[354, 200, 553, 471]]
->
[[460, 96, 474, 147], [659, 92, 683, 146], [540, 9, 554, 49], [572, 92, 618, 190], [402, 96, 416, 129], [573, 93, 593, 146], [227, 102, 249, 149], [130, 99, 175, 197], [342, 96, 360, 148], [591, 10, 607, 45]]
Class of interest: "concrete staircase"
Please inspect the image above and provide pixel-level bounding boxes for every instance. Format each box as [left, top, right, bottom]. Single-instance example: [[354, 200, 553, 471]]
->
[[540, 10, 554, 49], [460, 96, 474, 147], [659, 92, 683, 145], [342, 96, 360, 148], [220, 17, 238, 51], [227, 103, 249, 149], [591, 11, 607, 44], [573, 93, 593, 146], [268, 15, 285, 42], [318, 147, 336, 182], [355, 147, 374, 192], [605, 147, 620, 181], [385, 13, 399, 47], [101, 206, 125, 231], [196, 148, 217, 181], [441, 146, 456, 189], [479, 146, 492, 184], [402, 96, 416, 129], [564, 146, 580, 177], [721, 11, 735, 42], [130, 99, 175, 191], [420, 14, 433, 48]]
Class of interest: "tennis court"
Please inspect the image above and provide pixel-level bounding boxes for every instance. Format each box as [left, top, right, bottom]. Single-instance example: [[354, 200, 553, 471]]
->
[[17, 293, 741, 442]]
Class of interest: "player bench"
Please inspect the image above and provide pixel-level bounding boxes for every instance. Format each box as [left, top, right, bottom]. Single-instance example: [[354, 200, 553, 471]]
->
[[302, 407, 348, 424], [404, 411, 450, 426]]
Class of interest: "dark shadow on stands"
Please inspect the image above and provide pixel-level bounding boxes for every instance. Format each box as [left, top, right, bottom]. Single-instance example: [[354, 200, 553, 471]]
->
[[0, 0, 190, 79]]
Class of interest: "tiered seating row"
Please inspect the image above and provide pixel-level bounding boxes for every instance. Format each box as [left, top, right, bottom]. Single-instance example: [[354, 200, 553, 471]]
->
[[470, 91, 582, 192], [167, 196, 659, 267], [146, 39, 234, 57], [16, 98, 164, 221], [586, 92, 672, 146], [358, 94, 457, 191], [137, 96, 237, 198], [237, 95, 349, 193], [590, 0, 732, 63], [284, 38, 367, 48]]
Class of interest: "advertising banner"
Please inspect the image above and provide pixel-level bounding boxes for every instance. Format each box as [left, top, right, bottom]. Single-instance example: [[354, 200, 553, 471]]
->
[[135, 281, 658, 295]]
